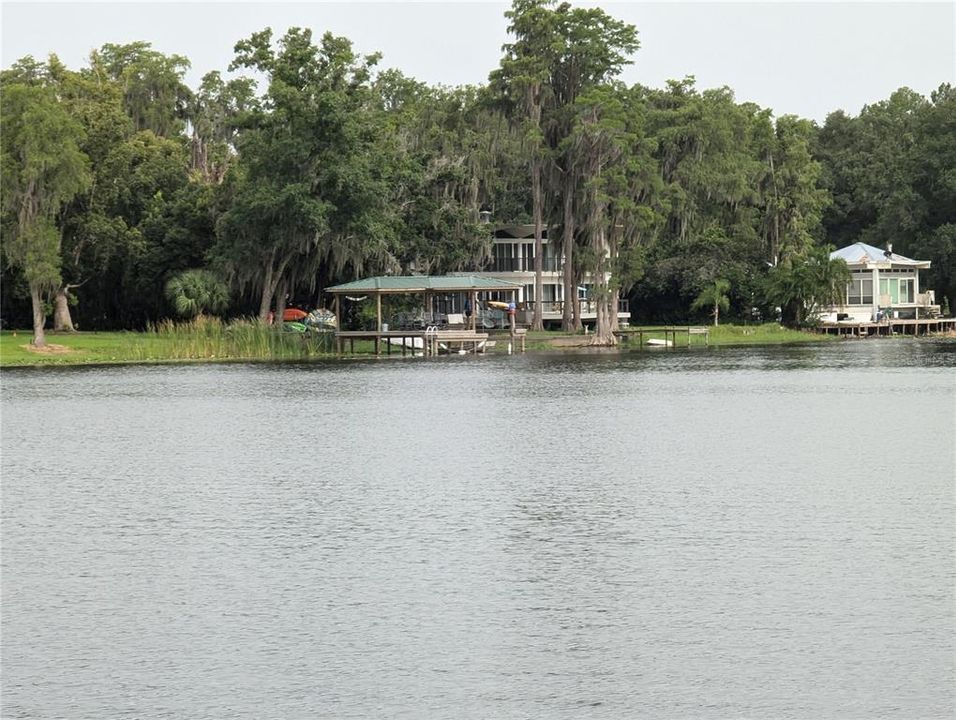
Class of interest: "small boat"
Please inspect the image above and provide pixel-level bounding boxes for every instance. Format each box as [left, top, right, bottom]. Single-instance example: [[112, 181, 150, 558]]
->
[[283, 308, 308, 322], [439, 340, 488, 355], [387, 336, 424, 349], [645, 338, 673, 347]]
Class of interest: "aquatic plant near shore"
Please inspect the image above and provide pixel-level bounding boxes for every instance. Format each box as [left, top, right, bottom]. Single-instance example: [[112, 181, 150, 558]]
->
[[125, 317, 333, 361]]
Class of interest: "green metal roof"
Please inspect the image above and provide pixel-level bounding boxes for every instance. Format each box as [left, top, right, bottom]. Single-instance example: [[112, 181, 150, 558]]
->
[[326, 275, 521, 293]]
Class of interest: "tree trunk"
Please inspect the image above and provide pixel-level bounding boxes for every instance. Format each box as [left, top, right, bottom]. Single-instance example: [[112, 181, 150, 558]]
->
[[572, 268, 583, 333], [562, 188, 575, 331], [768, 151, 780, 266], [531, 158, 544, 331], [53, 287, 75, 332], [258, 252, 293, 323], [258, 265, 274, 322], [609, 229, 620, 332], [589, 226, 616, 347], [713, 301, 719, 326], [191, 130, 209, 180], [590, 296, 616, 346], [30, 284, 47, 347], [275, 277, 288, 325]]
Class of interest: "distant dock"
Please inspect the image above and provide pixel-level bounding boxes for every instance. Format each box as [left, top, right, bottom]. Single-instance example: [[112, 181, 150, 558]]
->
[[815, 317, 956, 337], [614, 326, 710, 347]]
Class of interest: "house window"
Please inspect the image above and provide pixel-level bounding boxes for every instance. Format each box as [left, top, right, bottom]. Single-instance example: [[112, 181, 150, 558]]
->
[[493, 243, 519, 272], [879, 276, 914, 305], [847, 276, 873, 305], [522, 243, 534, 271], [899, 278, 913, 303], [542, 244, 560, 272]]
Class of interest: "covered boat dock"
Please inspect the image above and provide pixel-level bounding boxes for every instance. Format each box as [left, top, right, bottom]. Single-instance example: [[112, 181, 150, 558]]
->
[[325, 275, 522, 355]]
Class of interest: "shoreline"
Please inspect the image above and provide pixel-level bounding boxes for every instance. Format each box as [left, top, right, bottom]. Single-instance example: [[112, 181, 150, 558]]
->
[[5, 324, 950, 369]]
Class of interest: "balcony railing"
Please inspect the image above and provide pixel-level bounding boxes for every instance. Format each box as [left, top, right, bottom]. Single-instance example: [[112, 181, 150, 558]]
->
[[878, 292, 936, 308], [523, 299, 630, 315], [485, 257, 562, 273]]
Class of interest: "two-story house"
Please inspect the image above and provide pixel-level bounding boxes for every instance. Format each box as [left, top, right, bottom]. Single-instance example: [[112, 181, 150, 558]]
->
[[457, 224, 630, 328]]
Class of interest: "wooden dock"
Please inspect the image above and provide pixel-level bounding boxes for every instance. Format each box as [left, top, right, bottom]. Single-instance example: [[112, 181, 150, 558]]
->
[[614, 326, 710, 348], [815, 317, 956, 337], [424, 329, 490, 355], [335, 329, 490, 356]]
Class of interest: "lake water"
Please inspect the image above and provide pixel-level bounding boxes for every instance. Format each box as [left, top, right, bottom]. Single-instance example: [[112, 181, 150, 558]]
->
[[2, 340, 955, 719]]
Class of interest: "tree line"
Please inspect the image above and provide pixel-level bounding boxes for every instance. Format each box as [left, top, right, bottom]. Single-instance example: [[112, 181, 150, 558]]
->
[[3, 0, 953, 346]]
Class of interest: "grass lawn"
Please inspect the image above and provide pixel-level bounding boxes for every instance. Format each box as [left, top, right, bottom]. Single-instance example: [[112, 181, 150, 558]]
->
[[0, 330, 156, 367], [697, 323, 833, 346]]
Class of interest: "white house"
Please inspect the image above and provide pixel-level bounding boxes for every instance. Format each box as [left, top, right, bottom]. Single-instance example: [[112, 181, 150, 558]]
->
[[460, 224, 630, 327], [823, 242, 937, 323]]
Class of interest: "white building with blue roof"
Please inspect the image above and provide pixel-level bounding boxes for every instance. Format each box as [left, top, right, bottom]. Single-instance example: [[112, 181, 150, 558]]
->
[[824, 242, 937, 323]]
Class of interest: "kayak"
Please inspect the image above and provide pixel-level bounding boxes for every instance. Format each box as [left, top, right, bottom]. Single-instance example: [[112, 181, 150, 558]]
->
[[283, 308, 308, 322], [487, 301, 511, 310]]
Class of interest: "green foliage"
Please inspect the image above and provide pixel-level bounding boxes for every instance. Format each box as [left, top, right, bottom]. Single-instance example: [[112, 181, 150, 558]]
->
[[164, 269, 229, 318], [188, 71, 258, 182], [491, 0, 640, 331], [1, 13, 950, 335], [764, 246, 850, 326], [0, 321, 332, 366], [816, 84, 956, 312], [634, 81, 771, 320], [138, 318, 333, 361], [90, 42, 192, 137], [691, 278, 731, 325], [216, 27, 403, 318], [377, 81, 507, 275], [1, 79, 91, 340]]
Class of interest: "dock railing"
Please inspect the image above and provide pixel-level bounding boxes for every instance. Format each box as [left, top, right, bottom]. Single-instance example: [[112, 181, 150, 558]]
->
[[613, 326, 709, 348]]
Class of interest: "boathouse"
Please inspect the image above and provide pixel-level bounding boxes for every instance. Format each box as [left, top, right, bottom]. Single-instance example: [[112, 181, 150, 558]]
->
[[325, 275, 522, 355]]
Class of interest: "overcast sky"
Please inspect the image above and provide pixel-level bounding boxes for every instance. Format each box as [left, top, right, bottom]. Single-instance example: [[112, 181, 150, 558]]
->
[[2, 1, 953, 122]]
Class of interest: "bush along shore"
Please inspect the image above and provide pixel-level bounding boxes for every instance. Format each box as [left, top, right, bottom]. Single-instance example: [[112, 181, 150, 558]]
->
[[0, 321, 850, 367]]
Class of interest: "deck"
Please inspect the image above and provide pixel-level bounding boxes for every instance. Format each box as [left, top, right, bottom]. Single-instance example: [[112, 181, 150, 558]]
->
[[815, 317, 956, 337], [335, 329, 491, 356]]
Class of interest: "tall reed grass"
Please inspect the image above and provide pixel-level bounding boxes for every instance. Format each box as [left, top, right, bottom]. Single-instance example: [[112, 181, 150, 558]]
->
[[122, 317, 334, 361]]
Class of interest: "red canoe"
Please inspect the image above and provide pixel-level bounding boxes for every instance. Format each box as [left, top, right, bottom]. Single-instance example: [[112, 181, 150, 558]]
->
[[283, 308, 308, 322]]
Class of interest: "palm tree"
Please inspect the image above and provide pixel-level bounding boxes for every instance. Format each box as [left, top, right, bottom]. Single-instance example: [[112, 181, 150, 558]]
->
[[807, 245, 851, 318], [691, 279, 731, 326], [164, 269, 229, 318], [765, 245, 849, 325]]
